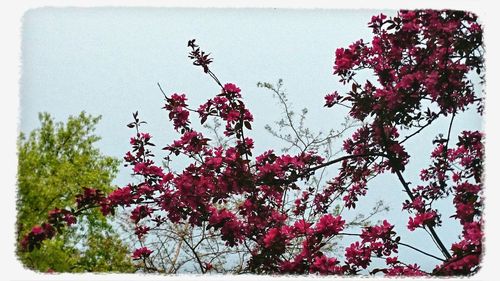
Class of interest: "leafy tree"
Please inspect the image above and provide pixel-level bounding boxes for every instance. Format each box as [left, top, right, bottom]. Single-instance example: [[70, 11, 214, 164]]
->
[[17, 112, 134, 272], [21, 10, 484, 276]]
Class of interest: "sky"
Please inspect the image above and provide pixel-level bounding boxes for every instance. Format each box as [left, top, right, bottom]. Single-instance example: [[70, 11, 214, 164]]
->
[[17, 7, 484, 276]]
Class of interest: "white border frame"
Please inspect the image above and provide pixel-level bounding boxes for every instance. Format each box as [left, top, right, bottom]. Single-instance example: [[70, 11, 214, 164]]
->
[[2, 1, 498, 281]]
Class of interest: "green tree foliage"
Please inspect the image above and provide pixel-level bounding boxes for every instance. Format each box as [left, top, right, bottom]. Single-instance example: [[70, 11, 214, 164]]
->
[[16, 112, 134, 272]]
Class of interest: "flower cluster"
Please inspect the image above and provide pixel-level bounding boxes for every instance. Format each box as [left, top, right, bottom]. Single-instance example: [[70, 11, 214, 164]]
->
[[197, 83, 254, 139], [310, 255, 345, 275], [163, 93, 190, 132], [255, 151, 324, 184], [207, 207, 246, 247], [20, 187, 107, 251], [360, 220, 398, 257], [407, 211, 439, 231], [20, 223, 56, 252], [132, 247, 153, 260], [324, 91, 341, 107], [332, 10, 482, 124]]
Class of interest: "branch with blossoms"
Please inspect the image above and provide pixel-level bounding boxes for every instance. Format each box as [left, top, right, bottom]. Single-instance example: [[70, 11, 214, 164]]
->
[[322, 10, 483, 275], [20, 10, 484, 276], [19, 187, 106, 252]]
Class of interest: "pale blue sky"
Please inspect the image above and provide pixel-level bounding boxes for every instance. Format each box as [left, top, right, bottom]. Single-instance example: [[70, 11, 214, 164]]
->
[[20, 8, 483, 273]]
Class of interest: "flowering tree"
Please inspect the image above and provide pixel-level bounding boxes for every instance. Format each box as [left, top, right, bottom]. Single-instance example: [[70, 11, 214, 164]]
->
[[20, 10, 484, 276]]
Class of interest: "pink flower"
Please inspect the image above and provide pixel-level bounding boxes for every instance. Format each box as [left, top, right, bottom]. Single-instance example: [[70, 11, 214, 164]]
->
[[263, 228, 280, 248], [164, 93, 190, 131], [407, 211, 437, 231], [132, 247, 153, 259], [293, 219, 312, 235], [315, 214, 345, 237], [208, 208, 245, 247], [310, 255, 344, 274], [345, 241, 372, 269], [386, 256, 398, 265], [223, 83, 241, 94], [369, 13, 387, 26], [334, 48, 355, 72], [130, 205, 153, 223], [133, 162, 147, 174], [134, 225, 151, 240], [141, 133, 151, 141], [31, 225, 44, 236], [108, 186, 133, 206], [243, 110, 253, 122], [226, 110, 240, 122], [324, 92, 340, 107]]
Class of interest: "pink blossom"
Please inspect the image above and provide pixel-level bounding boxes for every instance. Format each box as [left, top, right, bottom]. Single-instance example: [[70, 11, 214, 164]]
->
[[315, 214, 345, 237], [132, 247, 153, 259], [263, 228, 280, 248], [407, 211, 438, 231], [345, 241, 372, 269], [223, 83, 241, 94], [324, 92, 340, 107]]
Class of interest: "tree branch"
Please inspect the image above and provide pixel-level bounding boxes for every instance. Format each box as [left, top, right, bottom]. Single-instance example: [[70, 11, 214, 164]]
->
[[378, 123, 452, 260], [181, 236, 205, 274]]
